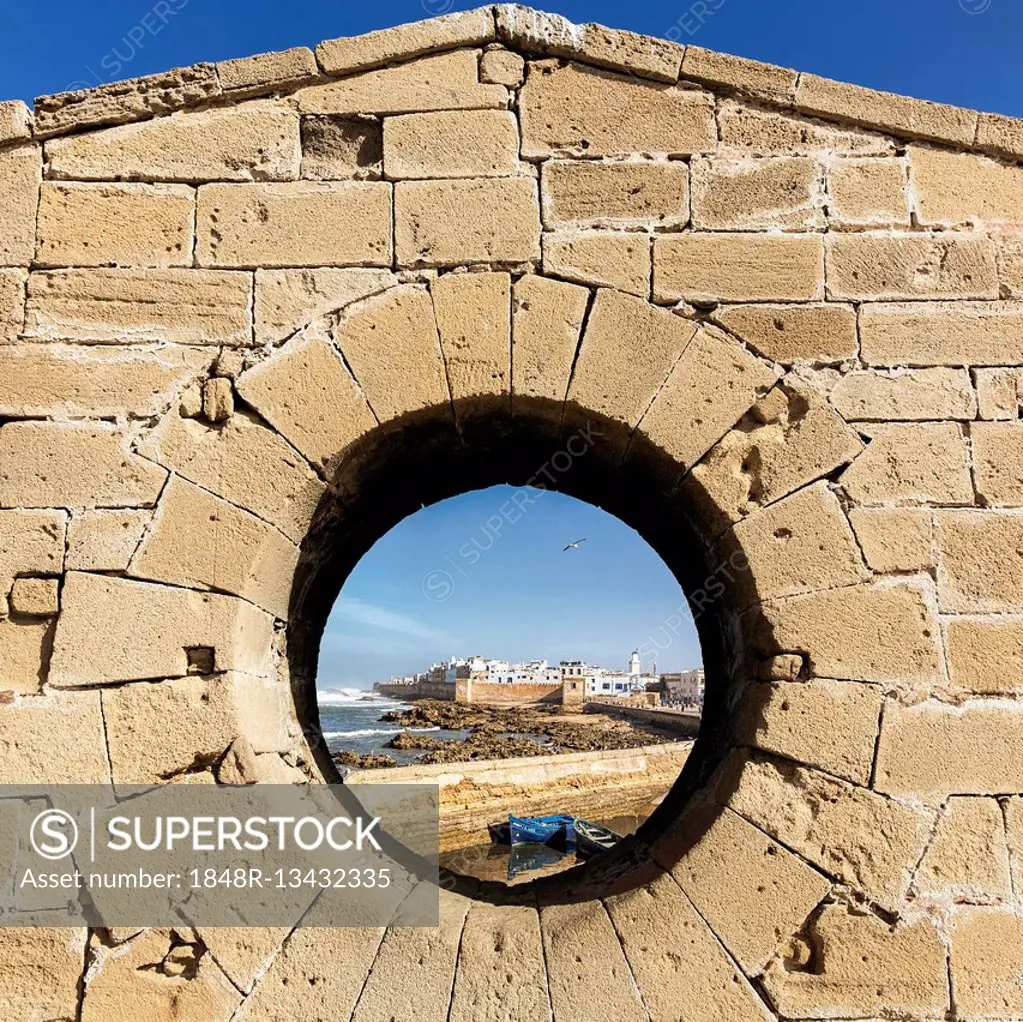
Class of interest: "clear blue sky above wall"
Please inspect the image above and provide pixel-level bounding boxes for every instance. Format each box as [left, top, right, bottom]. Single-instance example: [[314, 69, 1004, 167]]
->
[[1, 0, 1021, 115]]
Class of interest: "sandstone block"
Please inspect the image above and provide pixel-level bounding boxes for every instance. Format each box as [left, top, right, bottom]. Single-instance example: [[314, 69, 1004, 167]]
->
[[195, 928, 290, 994], [0, 929, 86, 1022], [317, 9, 495, 74], [861, 300, 1023, 366], [218, 46, 318, 94], [977, 111, 1023, 158], [0, 145, 41, 267], [682, 45, 796, 100], [543, 230, 650, 296], [911, 145, 1023, 226], [46, 101, 300, 182], [510, 273, 588, 405], [729, 756, 931, 908], [840, 422, 972, 505], [0, 344, 208, 419], [237, 327, 377, 468], [66, 510, 150, 572], [130, 476, 298, 619], [49, 572, 273, 687], [638, 325, 780, 471], [743, 679, 883, 784], [937, 510, 1023, 611], [203, 377, 234, 422], [9, 577, 59, 617], [762, 905, 948, 1019], [667, 807, 831, 974], [568, 288, 697, 431], [0, 421, 166, 509], [997, 231, 1023, 297], [916, 798, 1011, 902], [480, 49, 525, 87], [654, 233, 824, 302], [0, 268, 24, 343], [718, 99, 895, 156], [758, 653, 804, 681], [301, 115, 382, 181], [825, 232, 997, 300], [757, 580, 941, 685], [950, 909, 1023, 1017], [0, 509, 67, 607], [384, 109, 520, 179], [691, 156, 823, 231], [0, 692, 108, 783], [197, 182, 391, 268], [0, 617, 52, 695], [395, 176, 540, 267], [830, 367, 975, 421], [295, 51, 507, 116], [36, 181, 195, 268], [972, 422, 1023, 505], [946, 617, 1023, 693], [25, 268, 253, 346], [541, 159, 688, 227], [847, 507, 932, 573], [255, 267, 398, 346], [35, 63, 222, 136], [727, 483, 867, 604], [796, 72, 977, 145], [520, 61, 715, 158], [714, 303, 857, 364], [827, 157, 909, 227], [138, 411, 325, 544], [0, 100, 31, 142], [432, 272, 510, 403], [974, 367, 1020, 419]]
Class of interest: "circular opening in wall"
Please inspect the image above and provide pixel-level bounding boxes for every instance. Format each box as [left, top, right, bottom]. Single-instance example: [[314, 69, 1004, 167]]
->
[[287, 399, 741, 899]]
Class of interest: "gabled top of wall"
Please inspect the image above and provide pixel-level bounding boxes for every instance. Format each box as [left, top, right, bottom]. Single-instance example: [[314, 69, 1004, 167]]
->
[[1, 4, 1021, 161]]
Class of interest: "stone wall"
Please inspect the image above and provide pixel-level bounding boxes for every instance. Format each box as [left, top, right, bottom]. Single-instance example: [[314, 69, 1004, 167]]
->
[[2, 4, 1023, 1019], [456, 678, 564, 704], [585, 702, 702, 738]]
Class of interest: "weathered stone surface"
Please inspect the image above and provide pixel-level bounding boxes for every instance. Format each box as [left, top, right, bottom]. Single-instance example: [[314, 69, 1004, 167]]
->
[[0, 618, 52, 694], [911, 145, 1023, 226], [254, 267, 397, 345], [691, 156, 823, 230], [875, 699, 1023, 797], [237, 327, 377, 467], [825, 232, 997, 300], [520, 61, 715, 158], [540, 900, 645, 1022], [975, 366, 1020, 419], [946, 617, 1023, 693], [972, 422, 1023, 505], [682, 45, 796, 100], [66, 510, 150, 572], [762, 906, 948, 1019], [25, 268, 253, 346], [432, 272, 510, 403], [997, 232, 1023, 297], [395, 177, 541, 267], [218, 46, 318, 93], [384, 109, 520, 179], [9, 577, 59, 617], [757, 580, 941, 685], [0, 928, 86, 1022], [0, 509, 67, 606], [0, 144, 41, 267], [197, 928, 290, 995], [480, 48, 526, 87], [714, 303, 857, 364], [449, 903, 550, 1022], [840, 423, 972, 505], [667, 806, 831, 974], [202, 377, 233, 422], [49, 572, 273, 687], [139, 411, 325, 544], [0, 268, 24, 343], [568, 288, 697, 430], [130, 476, 298, 618], [848, 507, 932, 573], [197, 182, 392, 268], [334, 287, 450, 421], [759, 653, 804, 681], [937, 510, 1023, 611], [0, 421, 166, 509], [541, 160, 688, 227], [0, 100, 31, 142], [0, 344, 207, 419], [0, 692, 108, 784], [861, 300, 1023, 366], [916, 797, 1011, 902], [949, 909, 1023, 1017], [977, 111, 1023, 159], [830, 367, 975, 421], [827, 157, 909, 227], [46, 101, 300, 182], [729, 756, 931, 908], [654, 233, 824, 302], [543, 230, 650, 296], [638, 325, 779, 471], [510, 273, 588, 404], [295, 51, 507, 116], [301, 115, 382, 181], [318, 9, 495, 74], [743, 679, 883, 784]]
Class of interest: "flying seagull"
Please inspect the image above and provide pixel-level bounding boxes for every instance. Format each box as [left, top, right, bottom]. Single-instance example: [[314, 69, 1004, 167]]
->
[[563, 538, 587, 552]]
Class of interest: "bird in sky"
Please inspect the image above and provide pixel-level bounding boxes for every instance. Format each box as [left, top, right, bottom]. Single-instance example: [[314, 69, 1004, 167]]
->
[[563, 538, 587, 551]]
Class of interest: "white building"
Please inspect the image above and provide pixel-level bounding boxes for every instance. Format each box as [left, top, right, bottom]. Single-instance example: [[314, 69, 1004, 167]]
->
[[664, 668, 705, 704]]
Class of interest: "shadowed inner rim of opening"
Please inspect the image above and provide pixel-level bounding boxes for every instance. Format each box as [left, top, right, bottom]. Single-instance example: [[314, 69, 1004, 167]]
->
[[287, 397, 738, 903]]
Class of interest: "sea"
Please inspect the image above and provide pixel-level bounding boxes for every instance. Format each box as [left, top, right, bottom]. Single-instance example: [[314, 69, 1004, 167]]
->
[[316, 686, 470, 765]]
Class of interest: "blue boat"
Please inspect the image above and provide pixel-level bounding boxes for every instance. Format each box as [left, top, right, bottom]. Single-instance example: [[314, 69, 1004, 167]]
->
[[508, 814, 576, 851]]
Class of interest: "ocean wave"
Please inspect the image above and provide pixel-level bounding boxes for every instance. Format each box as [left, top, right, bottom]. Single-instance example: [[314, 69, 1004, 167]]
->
[[316, 687, 405, 706], [321, 726, 441, 739]]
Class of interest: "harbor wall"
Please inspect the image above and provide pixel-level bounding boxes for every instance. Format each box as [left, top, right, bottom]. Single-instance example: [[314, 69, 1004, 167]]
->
[[585, 702, 702, 738]]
